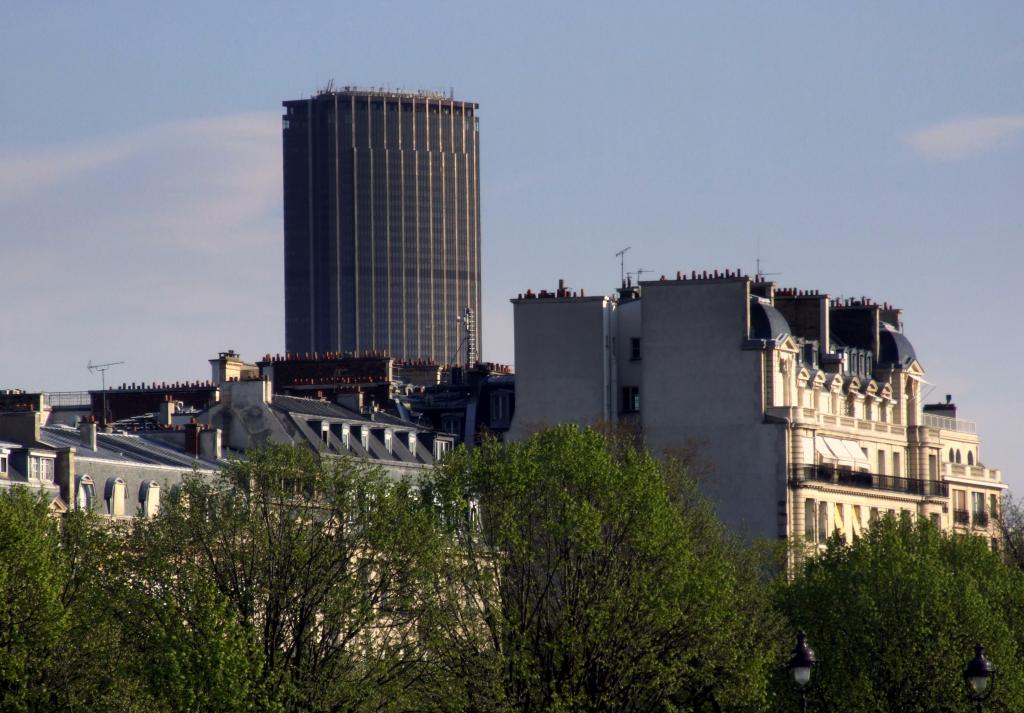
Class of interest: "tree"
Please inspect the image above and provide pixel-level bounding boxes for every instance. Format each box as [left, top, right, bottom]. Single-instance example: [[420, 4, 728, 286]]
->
[[152, 445, 445, 712], [775, 515, 1024, 712], [423, 425, 780, 713], [993, 493, 1024, 572], [0, 488, 67, 711]]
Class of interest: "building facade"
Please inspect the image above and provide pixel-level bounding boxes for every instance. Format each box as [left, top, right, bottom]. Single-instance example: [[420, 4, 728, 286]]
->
[[282, 87, 481, 364], [509, 272, 1005, 547]]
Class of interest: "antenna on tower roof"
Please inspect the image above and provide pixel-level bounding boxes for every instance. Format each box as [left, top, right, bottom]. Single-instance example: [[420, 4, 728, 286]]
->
[[615, 246, 632, 286]]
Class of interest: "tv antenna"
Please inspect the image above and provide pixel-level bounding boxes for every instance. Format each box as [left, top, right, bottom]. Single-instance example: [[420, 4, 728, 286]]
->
[[755, 257, 780, 282], [615, 246, 632, 285], [626, 268, 651, 285], [87, 359, 125, 425]]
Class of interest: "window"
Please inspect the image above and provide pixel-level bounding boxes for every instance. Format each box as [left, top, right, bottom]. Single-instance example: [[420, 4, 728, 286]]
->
[[106, 478, 127, 517], [877, 451, 886, 475], [930, 513, 941, 529], [817, 502, 828, 544], [434, 439, 451, 460], [953, 489, 968, 524], [621, 386, 640, 414], [955, 449, 962, 464], [804, 499, 816, 541], [630, 338, 641, 360], [870, 507, 880, 524], [361, 427, 369, 450], [991, 537, 1000, 552], [77, 475, 95, 512], [340, 424, 350, 449], [928, 454, 937, 479], [384, 430, 393, 454], [968, 451, 975, 466], [990, 494, 998, 519], [28, 456, 54, 483], [490, 391, 510, 425], [972, 492, 987, 527], [408, 433, 417, 454], [0, 453, 7, 476], [441, 414, 463, 435], [140, 481, 160, 519], [892, 451, 901, 477], [948, 448, 955, 462]]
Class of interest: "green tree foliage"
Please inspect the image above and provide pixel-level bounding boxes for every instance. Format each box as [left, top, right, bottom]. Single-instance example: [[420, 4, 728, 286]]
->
[[155, 445, 444, 712], [423, 425, 780, 713], [0, 488, 67, 711], [776, 515, 1024, 712]]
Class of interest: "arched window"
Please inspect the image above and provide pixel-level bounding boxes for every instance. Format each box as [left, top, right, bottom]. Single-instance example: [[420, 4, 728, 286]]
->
[[139, 481, 160, 518], [105, 478, 127, 517], [947, 448, 954, 462], [76, 475, 95, 512], [967, 451, 975, 466], [955, 450, 962, 464]]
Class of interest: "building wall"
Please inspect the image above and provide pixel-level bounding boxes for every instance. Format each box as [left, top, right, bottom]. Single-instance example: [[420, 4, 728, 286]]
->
[[282, 90, 481, 363], [508, 296, 614, 441], [640, 279, 787, 538]]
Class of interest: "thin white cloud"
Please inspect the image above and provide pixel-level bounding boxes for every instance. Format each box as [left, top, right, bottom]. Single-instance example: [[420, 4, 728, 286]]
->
[[0, 113, 284, 391], [907, 115, 1024, 160]]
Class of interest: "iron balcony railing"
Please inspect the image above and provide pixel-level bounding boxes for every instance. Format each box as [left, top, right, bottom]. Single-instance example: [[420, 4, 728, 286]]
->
[[791, 464, 949, 498], [973, 511, 990, 528], [954, 509, 971, 526]]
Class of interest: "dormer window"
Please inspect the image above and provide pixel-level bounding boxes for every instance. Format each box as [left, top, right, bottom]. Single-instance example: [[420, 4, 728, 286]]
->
[[140, 481, 161, 518], [408, 433, 417, 454], [77, 475, 95, 512], [361, 427, 369, 450], [340, 424, 350, 449], [384, 429, 393, 454], [29, 454, 54, 483], [434, 439, 451, 460], [0, 452, 8, 477], [105, 478, 127, 517]]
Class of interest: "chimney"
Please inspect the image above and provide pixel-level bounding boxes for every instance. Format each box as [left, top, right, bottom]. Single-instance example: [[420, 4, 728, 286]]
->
[[157, 398, 174, 426], [199, 428, 222, 460], [79, 419, 98, 451], [56, 448, 76, 509], [184, 419, 202, 458]]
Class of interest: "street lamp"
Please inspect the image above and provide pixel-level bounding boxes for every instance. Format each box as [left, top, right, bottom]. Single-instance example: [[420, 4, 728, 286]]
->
[[963, 643, 995, 712], [789, 630, 817, 712]]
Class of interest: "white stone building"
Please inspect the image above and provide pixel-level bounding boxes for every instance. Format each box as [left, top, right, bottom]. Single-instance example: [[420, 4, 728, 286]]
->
[[509, 272, 1005, 546]]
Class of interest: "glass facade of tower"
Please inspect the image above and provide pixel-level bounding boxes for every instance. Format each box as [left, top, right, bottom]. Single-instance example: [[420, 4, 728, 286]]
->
[[283, 89, 481, 364]]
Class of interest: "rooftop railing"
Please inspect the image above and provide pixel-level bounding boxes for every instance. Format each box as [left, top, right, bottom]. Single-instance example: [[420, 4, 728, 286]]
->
[[791, 464, 948, 498], [43, 391, 92, 409], [922, 413, 976, 434]]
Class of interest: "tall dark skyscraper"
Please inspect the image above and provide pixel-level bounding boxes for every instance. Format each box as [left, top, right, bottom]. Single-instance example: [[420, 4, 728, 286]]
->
[[282, 87, 481, 364]]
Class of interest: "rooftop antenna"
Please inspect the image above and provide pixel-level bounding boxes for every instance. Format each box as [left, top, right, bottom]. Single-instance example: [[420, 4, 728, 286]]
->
[[755, 257, 781, 282], [87, 359, 125, 426], [615, 246, 632, 285]]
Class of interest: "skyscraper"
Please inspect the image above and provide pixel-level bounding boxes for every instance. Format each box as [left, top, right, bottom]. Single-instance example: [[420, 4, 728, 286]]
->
[[282, 87, 481, 364]]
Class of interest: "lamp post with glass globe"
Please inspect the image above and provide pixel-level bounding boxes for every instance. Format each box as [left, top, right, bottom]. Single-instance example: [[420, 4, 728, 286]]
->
[[963, 644, 995, 712], [789, 630, 817, 712]]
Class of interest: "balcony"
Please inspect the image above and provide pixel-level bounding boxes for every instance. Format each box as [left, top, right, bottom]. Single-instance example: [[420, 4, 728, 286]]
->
[[791, 465, 948, 498], [972, 511, 990, 528], [954, 509, 970, 526], [922, 413, 977, 434]]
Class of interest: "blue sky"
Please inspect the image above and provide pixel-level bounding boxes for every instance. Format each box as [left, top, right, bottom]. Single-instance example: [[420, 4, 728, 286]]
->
[[2, 2, 1022, 487]]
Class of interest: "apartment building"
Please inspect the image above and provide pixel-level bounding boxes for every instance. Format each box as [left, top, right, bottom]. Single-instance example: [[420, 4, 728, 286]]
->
[[509, 272, 1005, 546]]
